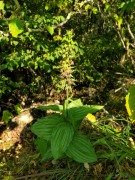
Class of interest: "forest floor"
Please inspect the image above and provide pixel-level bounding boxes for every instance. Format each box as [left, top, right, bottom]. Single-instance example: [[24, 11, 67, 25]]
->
[[1, 76, 135, 180]]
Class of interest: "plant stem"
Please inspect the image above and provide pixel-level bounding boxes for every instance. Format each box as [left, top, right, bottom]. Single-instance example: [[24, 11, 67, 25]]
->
[[13, 0, 20, 9]]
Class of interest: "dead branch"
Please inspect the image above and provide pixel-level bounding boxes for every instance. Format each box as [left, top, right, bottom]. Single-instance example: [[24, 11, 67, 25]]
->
[[117, 29, 126, 49], [15, 169, 70, 180], [53, 12, 74, 29], [126, 21, 135, 44]]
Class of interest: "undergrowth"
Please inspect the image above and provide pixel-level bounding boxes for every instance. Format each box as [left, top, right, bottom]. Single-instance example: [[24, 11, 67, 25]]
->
[[1, 111, 135, 179]]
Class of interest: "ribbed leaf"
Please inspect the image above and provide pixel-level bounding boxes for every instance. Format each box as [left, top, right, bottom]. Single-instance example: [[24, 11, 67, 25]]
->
[[37, 104, 63, 112], [51, 122, 74, 159], [35, 138, 52, 161], [68, 105, 103, 128], [125, 85, 135, 123], [31, 114, 64, 141], [66, 133, 97, 163], [68, 99, 83, 109]]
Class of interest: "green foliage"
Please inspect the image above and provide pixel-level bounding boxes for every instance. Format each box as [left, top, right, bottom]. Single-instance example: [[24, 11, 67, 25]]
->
[[125, 85, 135, 123], [35, 138, 52, 161], [0, 1, 4, 10], [31, 99, 103, 163], [1, 0, 135, 100], [51, 121, 74, 159], [68, 105, 103, 129], [1, 0, 135, 178], [31, 114, 64, 141], [2, 110, 13, 124], [66, 132, 97, 163], [45, 25, 54, 35], [90, 117, 135, 180], [9, 18, 24, 37], [37, 104, 63, 112], [119, 1, 135, 12], [67, 98, 83, 108], [14, 103, 22, 114]]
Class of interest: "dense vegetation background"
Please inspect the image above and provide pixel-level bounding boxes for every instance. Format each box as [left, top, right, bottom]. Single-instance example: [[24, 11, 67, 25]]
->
[[0, 0, 135, 179]]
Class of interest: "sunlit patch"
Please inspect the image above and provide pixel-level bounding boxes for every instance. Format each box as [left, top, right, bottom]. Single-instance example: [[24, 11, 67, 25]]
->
[[125, 85, 135, 123], [86, 113, 96, 123], [125, 93, 132, 116]]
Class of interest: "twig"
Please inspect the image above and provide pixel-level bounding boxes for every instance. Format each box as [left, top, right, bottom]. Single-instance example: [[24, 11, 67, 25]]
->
[[28, 11, 82, 33], [27, 12, 75, 33], [117, 29, 126, 49], [126, 21, 135, 44], [27, 28, 45, 32], [13, 0, 20, 10], [53, 12, 73, 29], [15, 169, 67, 180], [0, 30, 9, 37]]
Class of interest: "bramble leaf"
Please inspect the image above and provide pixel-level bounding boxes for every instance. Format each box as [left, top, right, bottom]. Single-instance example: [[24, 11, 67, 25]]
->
[[0, 1, 4, 10], [9, 18, 24, 37], [45, 25, 54, 35]]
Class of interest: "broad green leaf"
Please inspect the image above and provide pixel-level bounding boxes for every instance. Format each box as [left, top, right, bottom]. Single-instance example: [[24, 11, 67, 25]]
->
[[119, 1, 135, 11], [119, 2, 126, 9], [2, 110, 13, 124], [35, 138, 52, 161], [37, 104, 63, 112], [45, 25, 54, 35], [118, 17, 123, 28], [125, 85, 135, 123], [45, 4, 51, 11], [105, 4, 110, 12], [68, 99, 83, 109], [114, 14, 119, 21], [92, 7, 98, 14], [0, 1, 4, 10], [68, 105, 103, 128], [31, 114, 64, 141], [66, 132, 97, 163], [51, 122, 74, 159], [13, 40, 19, 46], [14, 103, 22, 114], [85, 4, 90, 11], [114, 15, 123, 28], [9, 18, 24, 37]]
